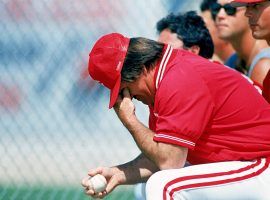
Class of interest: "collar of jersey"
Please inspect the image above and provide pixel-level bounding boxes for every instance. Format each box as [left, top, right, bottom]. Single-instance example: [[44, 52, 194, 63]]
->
[[154, 45, 177, 89]]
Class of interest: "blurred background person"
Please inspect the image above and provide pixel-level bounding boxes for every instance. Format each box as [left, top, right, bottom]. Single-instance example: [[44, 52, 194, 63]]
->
[[200, 0, 235, 65], [156, 11, 214, 59], [212, 0, 270, 86], [231, 0, 270, 44], [230, 0, 270, 102]]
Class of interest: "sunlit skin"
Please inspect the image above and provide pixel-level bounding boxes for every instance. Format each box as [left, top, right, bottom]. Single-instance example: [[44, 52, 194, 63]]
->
[[158, 29, 200, 56], [245, 1, 270, 44], [216, 0, 249, 40], [120, 67, 156, 106], [215, 0, 270, 85], [201, 10, 235, 62], [158, 29, 185, 49]]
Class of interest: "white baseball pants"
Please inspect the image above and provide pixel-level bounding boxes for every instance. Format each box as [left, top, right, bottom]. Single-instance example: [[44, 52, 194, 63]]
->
[[145, 158, 270, 200]]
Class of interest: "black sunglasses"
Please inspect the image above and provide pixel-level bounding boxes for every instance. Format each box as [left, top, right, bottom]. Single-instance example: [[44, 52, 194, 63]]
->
[[211, 3, 237, 19]]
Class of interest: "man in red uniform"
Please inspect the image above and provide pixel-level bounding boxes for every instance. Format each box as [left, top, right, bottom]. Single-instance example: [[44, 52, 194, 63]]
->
[[82, 33, 270, 199], [230, 0, 270, 103]]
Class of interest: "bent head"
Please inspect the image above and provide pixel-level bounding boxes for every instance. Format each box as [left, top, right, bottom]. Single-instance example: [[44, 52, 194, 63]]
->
[[88, 33, 164, 108], [120, 38, 164, 106]]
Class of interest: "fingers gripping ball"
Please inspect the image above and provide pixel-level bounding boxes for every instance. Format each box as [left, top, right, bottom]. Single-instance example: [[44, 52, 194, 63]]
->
[[88, 174, 107, 193]]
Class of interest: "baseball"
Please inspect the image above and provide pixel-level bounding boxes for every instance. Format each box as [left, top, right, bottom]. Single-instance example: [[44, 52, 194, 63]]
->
[[87, 174, 107, 193]]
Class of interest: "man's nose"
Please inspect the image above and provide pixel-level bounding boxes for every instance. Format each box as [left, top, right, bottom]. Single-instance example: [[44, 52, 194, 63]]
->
[[216, 8, 227, 20]]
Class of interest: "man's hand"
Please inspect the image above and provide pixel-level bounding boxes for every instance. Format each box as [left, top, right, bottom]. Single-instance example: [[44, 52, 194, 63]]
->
[[114, 88, 136, 126], [81, 167, 126, 199]]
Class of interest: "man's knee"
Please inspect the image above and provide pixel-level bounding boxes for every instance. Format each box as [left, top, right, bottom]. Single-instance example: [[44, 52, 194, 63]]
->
[[146, 171, 163, 189], [145, 171, 167, 199]]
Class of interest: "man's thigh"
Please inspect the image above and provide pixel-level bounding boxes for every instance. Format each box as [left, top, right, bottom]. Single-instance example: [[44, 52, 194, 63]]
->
[[146, 158, 270, 200]]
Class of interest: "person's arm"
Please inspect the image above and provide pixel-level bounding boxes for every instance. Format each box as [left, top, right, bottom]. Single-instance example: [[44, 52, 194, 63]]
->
[[116, 153, 159, 183], [82, 153, 158, 198], [114, 88, 188, 170]]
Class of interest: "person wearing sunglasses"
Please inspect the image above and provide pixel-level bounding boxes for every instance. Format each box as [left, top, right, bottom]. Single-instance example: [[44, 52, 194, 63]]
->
[[212, 0, 270, 87], [230, 0, 270, 103], [200, 0, 236, 66], [211, 2, 239, 19]]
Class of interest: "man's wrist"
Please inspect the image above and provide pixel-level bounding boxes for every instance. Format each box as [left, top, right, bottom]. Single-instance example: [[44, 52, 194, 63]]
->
[[123, 115, 139, 129]]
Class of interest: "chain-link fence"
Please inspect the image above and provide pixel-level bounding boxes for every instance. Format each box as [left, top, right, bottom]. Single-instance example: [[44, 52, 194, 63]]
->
[[0, 1, 199, 199]]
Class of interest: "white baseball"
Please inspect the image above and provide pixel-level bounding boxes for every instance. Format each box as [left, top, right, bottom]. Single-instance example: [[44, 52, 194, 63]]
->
[[88, 174, 107, 193]]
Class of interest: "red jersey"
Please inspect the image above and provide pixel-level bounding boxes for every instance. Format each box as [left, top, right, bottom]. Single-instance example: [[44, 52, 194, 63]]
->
[[149, 45, 270, 165]]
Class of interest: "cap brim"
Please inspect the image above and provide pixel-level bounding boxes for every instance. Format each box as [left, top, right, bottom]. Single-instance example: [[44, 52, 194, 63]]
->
[[230, 0, 266, 7], [109, 76, 121, 109]]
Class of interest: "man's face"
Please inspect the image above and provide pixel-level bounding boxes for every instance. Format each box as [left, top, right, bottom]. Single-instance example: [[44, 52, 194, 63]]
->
[[245, 1, 270, 42], [158, 29, 184, 49], [216, 0, 249, 40], [120, 68, 155, 106], [201, 10, 226, 51]]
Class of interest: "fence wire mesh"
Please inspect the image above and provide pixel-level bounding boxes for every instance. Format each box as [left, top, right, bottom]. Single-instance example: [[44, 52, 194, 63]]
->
[[0, 0, 198, 199]]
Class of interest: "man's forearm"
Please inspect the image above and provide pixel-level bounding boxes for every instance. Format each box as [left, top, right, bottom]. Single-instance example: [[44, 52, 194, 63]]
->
[[114, 153, 159, 184], [123, 117, 156, 160], [123, 116, 187, 170], [114, 89, 187, 170]]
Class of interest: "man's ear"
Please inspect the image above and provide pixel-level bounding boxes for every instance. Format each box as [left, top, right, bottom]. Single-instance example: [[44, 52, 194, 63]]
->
[[189, 45, 200, 56]]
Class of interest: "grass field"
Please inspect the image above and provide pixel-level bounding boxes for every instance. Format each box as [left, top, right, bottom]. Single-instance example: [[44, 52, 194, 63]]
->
[[0, 185, 135, 200]]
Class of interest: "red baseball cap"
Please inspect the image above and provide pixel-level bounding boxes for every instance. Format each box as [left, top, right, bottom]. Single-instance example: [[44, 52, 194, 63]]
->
[[231, 0, 267, 7], [88, 33, 130, 108]]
